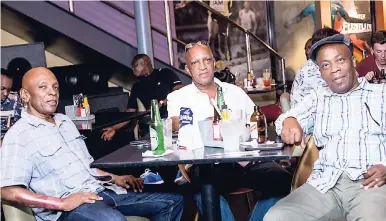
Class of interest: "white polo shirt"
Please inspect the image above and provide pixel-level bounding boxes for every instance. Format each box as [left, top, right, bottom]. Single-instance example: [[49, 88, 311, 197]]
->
[[167, 78, 255, 147]]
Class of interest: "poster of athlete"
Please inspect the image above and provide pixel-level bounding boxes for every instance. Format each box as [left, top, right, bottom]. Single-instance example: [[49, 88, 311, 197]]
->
[[285, 0, 371, 62], [174, 0, 270, 79], [332, 0, 372, 62]]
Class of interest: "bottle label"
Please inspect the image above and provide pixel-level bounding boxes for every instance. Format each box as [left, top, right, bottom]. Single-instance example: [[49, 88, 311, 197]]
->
[[212, 122, 221, 141], [250, 122, 257, 139], [150, 128, 158, 150]]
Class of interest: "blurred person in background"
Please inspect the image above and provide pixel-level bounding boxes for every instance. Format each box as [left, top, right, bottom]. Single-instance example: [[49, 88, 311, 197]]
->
[[101, 54, 182, 141], [356, 30, 386, 81], [290, 27, 340, 108], [1, 68, 22, 144]]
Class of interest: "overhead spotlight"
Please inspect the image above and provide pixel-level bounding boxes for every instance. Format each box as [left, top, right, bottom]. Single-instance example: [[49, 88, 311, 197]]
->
[[65, 76, 78, 86], [90, 73, 100, 83]]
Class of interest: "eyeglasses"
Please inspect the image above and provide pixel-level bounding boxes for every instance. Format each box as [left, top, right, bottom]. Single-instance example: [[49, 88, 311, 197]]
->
[[185, 40, 209, 52]]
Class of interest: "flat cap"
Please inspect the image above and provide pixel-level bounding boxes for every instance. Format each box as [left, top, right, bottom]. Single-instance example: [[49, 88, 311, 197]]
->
[[310, 34, 353, 62]]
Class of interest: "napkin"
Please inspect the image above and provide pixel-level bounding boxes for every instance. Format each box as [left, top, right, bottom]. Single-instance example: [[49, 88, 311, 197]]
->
[[142, 149, 173, 158], [240, 139, 275, 148]]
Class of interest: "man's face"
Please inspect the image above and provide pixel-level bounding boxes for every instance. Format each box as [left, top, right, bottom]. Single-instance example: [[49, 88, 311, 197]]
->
[[1, 74, 13, 103], [132, 58, 148, 77], [305, 40, 312, 60], [244, 1, 250, 10], [373, 43, 386, 65], [316, 44, 358, 94], [185, 45, 215, 87], [22, 70, 59, 116]]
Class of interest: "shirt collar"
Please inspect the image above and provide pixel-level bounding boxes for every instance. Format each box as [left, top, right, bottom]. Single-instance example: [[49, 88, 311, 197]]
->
[[190, 78, 228, 94], [21, 109, 68, 127], [324, 77, 373, 97]]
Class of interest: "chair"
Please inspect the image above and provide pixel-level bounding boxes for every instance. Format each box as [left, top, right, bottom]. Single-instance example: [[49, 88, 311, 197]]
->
[[291, 136, 320, 191], [2, 201, 149, 221]]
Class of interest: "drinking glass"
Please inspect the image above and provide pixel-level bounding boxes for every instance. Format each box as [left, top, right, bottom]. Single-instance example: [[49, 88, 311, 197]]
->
[[220, 120, 241, 152], [162, 118, 173, 149], [262, 69, 272, 87]]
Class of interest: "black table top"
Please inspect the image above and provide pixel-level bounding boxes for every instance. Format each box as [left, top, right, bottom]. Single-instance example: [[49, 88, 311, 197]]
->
[[73, 111, 149, 131], [90, 144, 294, 169]]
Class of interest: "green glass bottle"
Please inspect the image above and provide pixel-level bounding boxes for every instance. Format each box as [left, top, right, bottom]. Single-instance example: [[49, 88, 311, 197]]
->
[[217, 86, 225, 111], [150, 99, 165, 155]]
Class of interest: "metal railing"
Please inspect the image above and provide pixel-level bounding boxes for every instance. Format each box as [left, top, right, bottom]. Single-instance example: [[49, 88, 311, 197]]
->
[[193, 1, 286, 89], [65, 0, 286, 89]]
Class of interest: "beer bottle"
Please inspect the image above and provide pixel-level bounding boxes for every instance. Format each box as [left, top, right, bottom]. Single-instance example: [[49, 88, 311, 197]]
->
[[150, 99, 165, 155], [250, 106, 267, 144], [221, 104, 229, 121], [381, 69, 386, 84], [212, 106, 221, 141], [217, 86, 225, 111]]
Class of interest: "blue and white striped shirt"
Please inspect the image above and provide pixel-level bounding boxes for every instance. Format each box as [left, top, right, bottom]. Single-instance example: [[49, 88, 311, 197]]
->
[[276, 77, 386, 193]]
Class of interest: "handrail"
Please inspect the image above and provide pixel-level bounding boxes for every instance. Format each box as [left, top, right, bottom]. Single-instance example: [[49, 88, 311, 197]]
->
[[194, 1, 283, 60], [101, 1, 187, 46]]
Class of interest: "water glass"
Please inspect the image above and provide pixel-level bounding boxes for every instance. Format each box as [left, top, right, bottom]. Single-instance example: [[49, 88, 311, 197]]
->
[[220, 120, 241, 152], [162, 118, 173, 149]]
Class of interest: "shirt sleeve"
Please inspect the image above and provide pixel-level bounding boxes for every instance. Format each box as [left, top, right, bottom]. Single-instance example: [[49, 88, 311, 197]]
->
[[1, 133, 33, 188], [275, 88, 318, 136], [166, 91, 181, 118], [127, 85, 139, 110], [290, 64, 307, 107], [163, 68, 182, 89], [355, 60, 368, 77]]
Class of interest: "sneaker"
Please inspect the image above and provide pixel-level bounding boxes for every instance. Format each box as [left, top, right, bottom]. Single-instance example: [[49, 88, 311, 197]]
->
[[140, 169, 164, 184], [175, 170, 189, 185], [174, 164, 193, 185]]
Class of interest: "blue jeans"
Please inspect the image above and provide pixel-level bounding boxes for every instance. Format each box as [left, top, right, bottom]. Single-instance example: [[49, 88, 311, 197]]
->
[[194, 194, 282, 221], [249, 197, 281, 221], [59, 190, 183, 221], [194, 193, 236, 221]]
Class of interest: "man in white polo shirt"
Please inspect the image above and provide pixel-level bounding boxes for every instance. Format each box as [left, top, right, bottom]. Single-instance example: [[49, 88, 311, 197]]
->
[[167, 41, 292, 221]]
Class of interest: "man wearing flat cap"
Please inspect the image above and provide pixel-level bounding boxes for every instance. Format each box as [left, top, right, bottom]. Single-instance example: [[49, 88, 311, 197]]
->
[[264, 34, 386, 221]]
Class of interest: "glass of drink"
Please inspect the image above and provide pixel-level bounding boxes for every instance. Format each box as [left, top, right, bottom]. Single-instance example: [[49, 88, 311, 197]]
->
[[263, 69, 272, 88], [220, 120, 241, 152], [162, 118, 173, 149]]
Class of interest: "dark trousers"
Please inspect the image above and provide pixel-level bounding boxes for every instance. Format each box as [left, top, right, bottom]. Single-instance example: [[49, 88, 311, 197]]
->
[[191, 161, 292, 198]]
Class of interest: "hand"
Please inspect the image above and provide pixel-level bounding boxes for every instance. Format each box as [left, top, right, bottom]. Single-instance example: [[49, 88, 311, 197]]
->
[[281, 117, 303, 145], [175, 2, 186, 9], [101, 128, 116, 141], [362, 164, 386, 189], [159, 99, 167, 108], [364, 71, 375, 81], [60, 192, 103, 211], [115, 175, 144, 192]]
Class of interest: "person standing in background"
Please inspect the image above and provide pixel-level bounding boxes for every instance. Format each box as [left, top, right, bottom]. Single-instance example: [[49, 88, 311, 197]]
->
[[1, 68, 22, 144], [101, 54, 183, 141]]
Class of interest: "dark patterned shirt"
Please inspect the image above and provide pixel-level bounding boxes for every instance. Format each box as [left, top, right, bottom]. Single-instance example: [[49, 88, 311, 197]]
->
[[1, 97, 22, 139]]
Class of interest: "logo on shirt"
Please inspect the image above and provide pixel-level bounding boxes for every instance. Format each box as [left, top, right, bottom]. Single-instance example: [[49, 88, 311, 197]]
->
[[179, 107, 193, 128]]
